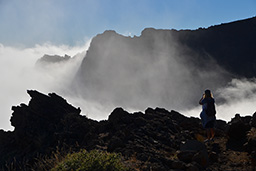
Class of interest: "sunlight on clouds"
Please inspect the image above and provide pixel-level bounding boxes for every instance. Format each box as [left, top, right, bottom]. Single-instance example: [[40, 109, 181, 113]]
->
[[182, 78, 256, 122], [0, 41, 91, 130], [1, 38, 256, 131]]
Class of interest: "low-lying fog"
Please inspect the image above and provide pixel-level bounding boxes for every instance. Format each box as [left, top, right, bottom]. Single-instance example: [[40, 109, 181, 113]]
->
[[0, 38, 255, 131]]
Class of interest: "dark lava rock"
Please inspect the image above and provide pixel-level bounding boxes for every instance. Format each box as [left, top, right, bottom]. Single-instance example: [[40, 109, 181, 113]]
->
[[3, 90, 253, 170], [0, 90, 97, 170], [180, 140, 206, 152], [209, 151, 218, 163], [180, 140, 209, 167], [0, 90, 209, 170], [177, 151, 196, 163], [226, 114, 251, 150], [171, 160, 187, 170], [250, 112, 256, 128]]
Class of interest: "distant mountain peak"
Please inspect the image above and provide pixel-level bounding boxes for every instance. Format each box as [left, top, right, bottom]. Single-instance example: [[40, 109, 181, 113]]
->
[[36, 54, 71, 65]]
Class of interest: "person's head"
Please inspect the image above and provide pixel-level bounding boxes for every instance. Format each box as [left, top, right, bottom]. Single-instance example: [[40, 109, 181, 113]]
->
[[204, 89, 212, 98]]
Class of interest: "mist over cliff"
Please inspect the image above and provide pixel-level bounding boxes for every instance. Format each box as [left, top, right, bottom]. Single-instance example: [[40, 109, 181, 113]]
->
[[0, 43, 90, 130], [68, 17, 256, 120], [73, 30, 227, 110], [1, 17, 256, 130]]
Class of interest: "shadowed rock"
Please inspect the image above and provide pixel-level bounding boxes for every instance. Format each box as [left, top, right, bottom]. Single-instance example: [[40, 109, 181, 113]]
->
[[0, 90, 255, 170]]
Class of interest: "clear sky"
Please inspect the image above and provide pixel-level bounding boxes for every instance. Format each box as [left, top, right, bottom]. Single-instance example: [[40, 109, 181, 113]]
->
[[0, 0, 255, 47]]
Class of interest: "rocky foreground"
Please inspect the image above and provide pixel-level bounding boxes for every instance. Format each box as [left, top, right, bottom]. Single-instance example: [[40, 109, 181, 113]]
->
[[0, 90, 256, 170]]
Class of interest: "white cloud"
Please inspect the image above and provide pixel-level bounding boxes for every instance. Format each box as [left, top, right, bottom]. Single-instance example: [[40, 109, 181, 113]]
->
[[1, 37, 256, 131], [182, 78, 256, 121], [0, 41, 90, 130]]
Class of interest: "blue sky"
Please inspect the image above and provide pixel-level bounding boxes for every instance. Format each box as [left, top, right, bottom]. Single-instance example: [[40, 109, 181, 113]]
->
[[0, 0, 255, 47]]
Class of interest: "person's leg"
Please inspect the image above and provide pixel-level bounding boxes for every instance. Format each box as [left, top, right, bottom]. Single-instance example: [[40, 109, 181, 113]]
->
[[210, 128, 215, 140], [206, 128, 211, 140], [204, 128, 211, 142]]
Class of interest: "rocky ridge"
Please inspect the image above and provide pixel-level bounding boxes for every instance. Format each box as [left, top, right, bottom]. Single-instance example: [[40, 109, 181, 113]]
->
[[0, 90, 256, 170], [36, 54, 71, 65], [72, 17, 256, 112]]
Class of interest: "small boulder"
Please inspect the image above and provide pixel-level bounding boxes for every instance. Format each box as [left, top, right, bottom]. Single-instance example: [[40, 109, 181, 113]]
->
[[180, 140, 208, 167], [171, 160, 187, 170], [227, 114, 251, 150], [227, 114, 251, 140], [208, 151, 218, 162], [180, 140, 206, 152], [177, 151, 196, 163], [192, 151, 208, 168]]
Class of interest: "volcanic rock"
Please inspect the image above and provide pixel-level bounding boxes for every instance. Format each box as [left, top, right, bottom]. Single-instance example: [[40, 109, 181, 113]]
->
[[226, 114, 251, 150], [0, 90, 255, 170]]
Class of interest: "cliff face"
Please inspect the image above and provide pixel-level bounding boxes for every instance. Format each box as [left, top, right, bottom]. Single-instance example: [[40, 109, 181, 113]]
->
[[72, 17, 256, 111], [1, 90, 256, 170], [174, 17, 256, 77]]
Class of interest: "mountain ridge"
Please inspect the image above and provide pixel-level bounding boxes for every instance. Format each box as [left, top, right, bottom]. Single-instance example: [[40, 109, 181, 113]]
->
[[72, 17, 256, 112]]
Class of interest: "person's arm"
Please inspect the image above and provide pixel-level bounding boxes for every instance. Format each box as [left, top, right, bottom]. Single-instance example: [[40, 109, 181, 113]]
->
[[199, 94, 205, 105]]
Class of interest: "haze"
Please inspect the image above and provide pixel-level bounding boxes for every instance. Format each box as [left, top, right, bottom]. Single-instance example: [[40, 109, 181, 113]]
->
[[0, 0, 256, 130]]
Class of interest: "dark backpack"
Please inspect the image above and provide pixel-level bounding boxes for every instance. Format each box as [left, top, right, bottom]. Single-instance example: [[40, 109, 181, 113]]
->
[[206, 99, 216, 116]]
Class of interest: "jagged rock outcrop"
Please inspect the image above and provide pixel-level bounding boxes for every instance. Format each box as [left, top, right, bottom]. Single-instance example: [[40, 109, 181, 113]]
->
[[0, 91, 206, 170], [1, 90, 256, 170], [0, 90, 97, 169], [226, 114, 251, 150]]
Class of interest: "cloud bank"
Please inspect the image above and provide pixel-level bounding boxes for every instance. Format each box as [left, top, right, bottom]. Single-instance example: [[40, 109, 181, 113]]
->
[[72, 30, 230, 116], [182, 78, 256, 121], [71, 31, 256, 124], [1, 34, 256, 131], [0, 42, 90, 130]]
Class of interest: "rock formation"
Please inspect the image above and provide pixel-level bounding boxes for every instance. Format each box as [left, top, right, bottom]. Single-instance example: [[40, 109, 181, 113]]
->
[[36, 54, 71, 65], [1, 16, 256, 170], [0, 90, 256, 170], [72, 17, 256, 112]]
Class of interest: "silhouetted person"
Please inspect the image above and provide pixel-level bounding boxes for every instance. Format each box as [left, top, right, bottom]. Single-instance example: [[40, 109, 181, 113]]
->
[[199, 89, 216, 142]]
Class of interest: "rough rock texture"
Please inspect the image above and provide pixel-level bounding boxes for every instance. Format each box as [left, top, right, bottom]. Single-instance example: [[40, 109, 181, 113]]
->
[[0, 90, 97, 169], [0, 90, 256, 170], [226, 114, 251, 151]]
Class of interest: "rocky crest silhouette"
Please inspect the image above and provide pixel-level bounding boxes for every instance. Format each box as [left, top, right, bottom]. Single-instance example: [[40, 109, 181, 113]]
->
[[36, 54, 71, 65], [1, 90, 256, 170], [72, 16, 256, 112]]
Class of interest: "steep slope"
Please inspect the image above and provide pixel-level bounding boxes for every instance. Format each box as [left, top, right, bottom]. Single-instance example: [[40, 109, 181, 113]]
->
[[73, 30, 230, 111], [72, 17, 256, 111], [175, 16, 256, 77]]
